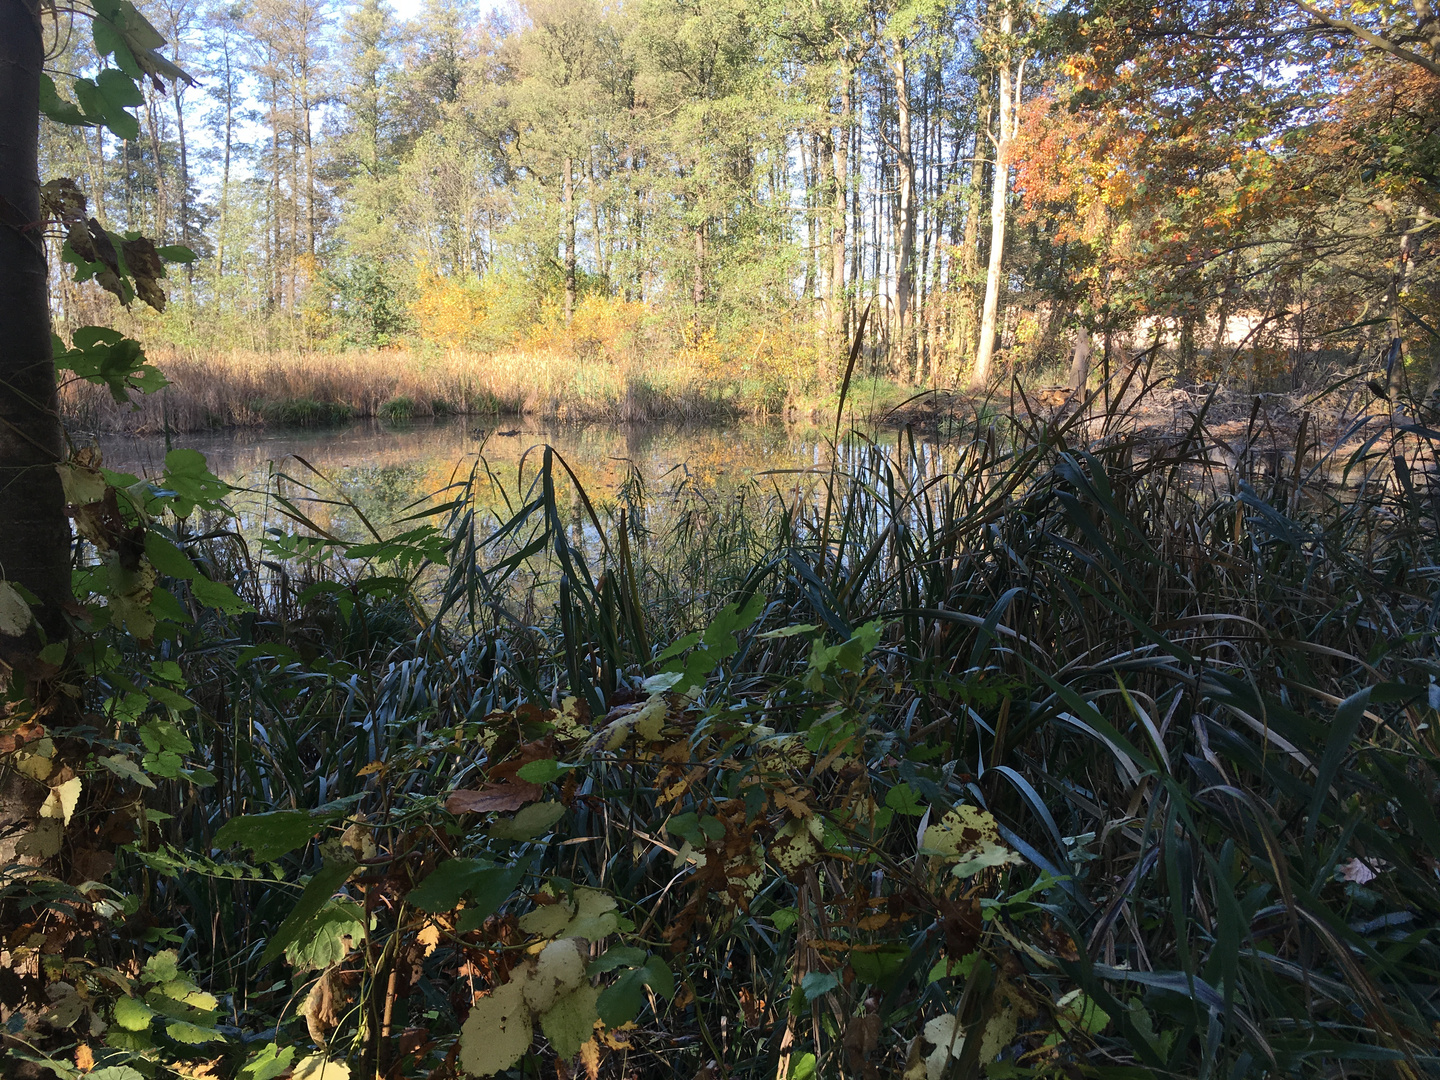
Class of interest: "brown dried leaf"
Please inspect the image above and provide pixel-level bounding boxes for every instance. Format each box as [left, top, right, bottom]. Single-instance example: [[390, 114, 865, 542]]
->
[[445, 780, 542, 815]]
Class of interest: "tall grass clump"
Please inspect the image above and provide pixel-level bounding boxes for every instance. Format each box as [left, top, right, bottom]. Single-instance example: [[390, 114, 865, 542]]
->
[[24, 374, 1440, 1080]]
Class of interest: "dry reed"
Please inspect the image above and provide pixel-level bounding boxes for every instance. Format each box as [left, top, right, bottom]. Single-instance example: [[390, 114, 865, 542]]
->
[[61, 346, 785, 434]]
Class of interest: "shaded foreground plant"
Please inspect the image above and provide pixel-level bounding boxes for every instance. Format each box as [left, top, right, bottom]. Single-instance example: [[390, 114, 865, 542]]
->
[[7, 387, 1440, 1080]]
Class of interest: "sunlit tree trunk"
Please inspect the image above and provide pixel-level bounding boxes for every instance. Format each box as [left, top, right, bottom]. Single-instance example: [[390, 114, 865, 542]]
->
[[951, 82, 988, 383], [563, 155, 576, 324], [892, 39, 916, 373], [1068, 325, 1091, 392], [828, 53, 851, 352], [1383, 219, 1417, 392], [971, 7, 1017, 389]]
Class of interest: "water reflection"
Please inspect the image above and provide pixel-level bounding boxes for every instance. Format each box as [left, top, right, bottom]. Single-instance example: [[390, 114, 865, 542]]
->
[[96, 416, 922, 543]]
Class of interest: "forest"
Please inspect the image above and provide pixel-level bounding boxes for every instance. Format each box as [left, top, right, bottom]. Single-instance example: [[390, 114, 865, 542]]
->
[[4, 2, 1440, 1080], [41, 0, 1438, 419]]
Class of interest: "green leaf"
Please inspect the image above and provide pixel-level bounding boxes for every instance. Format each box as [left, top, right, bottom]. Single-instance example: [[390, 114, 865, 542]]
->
[[143, 951, 179, 983], [100, 753, 155, 789], [800, 971, 838, 1002], [849, 945, 910, 986], [189, 574, 254, 614], [162, 449, 230, 517], [587, 946, 647, 975], [596, 966, 647, 1027], [155, 245, 197, 263], [489, 801, 566, 840], [885, 783, 926, 816], [516, 758, 568, 784], [113, 994, 154, 1031], [641, 955, 675, 999], [285, 901, 364, 972], [259, 859, 356, 967], [54, 327, 166, 403], [165, 1019, 219, 1044], [541, 984, 600, 1059], [409, 860, 523, 915], [213, 810, 321, 862], [40, 75, 89, 126], [241, 1043, 295, 1080]]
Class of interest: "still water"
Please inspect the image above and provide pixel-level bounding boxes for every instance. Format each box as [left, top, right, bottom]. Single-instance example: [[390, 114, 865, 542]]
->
[[96, 416, 926, 542]]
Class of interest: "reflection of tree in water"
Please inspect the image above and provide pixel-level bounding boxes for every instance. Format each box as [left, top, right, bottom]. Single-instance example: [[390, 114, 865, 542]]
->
[[101, 417, 926, 555]]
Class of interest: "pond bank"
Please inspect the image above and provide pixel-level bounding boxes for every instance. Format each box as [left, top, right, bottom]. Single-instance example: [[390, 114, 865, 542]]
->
[[61, 346, 925, 435]]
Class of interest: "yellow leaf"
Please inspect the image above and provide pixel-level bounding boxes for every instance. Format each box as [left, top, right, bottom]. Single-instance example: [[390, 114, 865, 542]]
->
[[41, 777, 82, 826]]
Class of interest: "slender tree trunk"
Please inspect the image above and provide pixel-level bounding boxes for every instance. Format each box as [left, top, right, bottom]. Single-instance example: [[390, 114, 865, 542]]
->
[[1068, 325, 1091, 392], [269, 80, 281, 310], [562, 155, 576, 324], [0, 0, 71, 661], [892, 40, 916, 373], [144, 89, 170, 239], [951, 83, 989, 382], [218, 80, 233, 277], [693, 219, 705, 313], [589, 156, 602, 284], [172, 86, 192, 285], [971, 8, 1015, 389], [829, 58, 850, 351], [304, 84, 315, 260], [1384, 220, 1417, 392]]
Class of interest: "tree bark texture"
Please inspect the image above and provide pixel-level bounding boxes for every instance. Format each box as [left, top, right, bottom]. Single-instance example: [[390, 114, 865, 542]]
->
[[0, 0, 73, 653]]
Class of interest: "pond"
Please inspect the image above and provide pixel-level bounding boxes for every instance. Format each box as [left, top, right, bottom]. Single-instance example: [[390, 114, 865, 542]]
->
[[95, 415, 940, 546]]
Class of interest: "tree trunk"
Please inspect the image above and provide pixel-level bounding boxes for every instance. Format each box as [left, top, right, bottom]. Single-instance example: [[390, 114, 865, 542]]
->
[[829, 60, 850, 351], [144, 88, 170, 239], [218, 77, 233, 277], [892, 39, 916, 374], [562, 154, 576, 325], [951, 83, 989, 383], [692, 219, 705, 313], [0, 0, 76, 888], [970, 8, 1015, 390], [172, 85, 192, 286], [1068, 325, 1091, 393], [0, 0, 72, 652], [1384, 221, 1417, 392]]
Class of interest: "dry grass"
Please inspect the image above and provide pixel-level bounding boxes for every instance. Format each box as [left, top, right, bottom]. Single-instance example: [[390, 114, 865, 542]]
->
[[61, 346, 790, 434]]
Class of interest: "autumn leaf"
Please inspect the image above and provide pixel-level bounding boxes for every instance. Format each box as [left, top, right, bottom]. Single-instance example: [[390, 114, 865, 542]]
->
[[444, 780, 542, 814]]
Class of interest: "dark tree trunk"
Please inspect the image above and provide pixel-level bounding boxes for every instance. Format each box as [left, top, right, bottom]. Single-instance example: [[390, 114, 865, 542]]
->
[[0, 0, 73, 657]]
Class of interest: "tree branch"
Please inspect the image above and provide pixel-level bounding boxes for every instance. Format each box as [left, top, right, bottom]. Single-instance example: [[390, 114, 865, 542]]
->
[[1288, 0, 1440, 77]]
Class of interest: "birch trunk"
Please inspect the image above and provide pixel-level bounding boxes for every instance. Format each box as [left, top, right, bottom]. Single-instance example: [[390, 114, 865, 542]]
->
[[970, 7, 1015, 389]]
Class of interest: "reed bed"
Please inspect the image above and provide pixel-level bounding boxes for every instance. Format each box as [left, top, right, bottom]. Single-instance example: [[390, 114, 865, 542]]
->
[[60, 345, 790, 434]]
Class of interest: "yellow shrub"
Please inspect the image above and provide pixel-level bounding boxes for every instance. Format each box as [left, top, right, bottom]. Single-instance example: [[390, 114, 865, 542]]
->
[[525, 294, 651, 363], [412, 269, 492, 348]]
